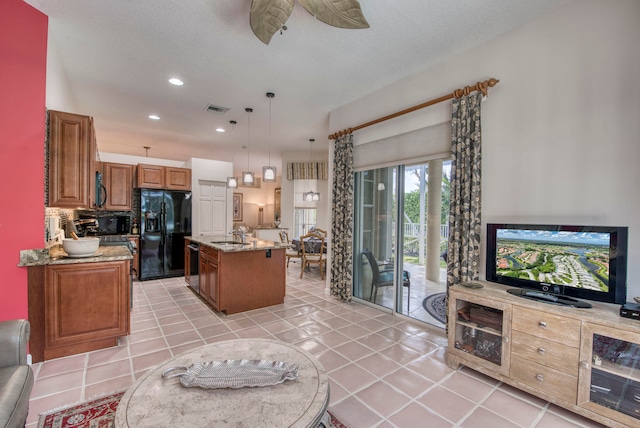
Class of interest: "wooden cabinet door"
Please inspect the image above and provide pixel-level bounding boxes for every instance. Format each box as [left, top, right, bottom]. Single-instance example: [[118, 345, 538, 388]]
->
[[44, 261, 130, 353], [137, 164, 165, 188], [48, 110, 94, 208], [104, 162, 133, 210], [166, 167, 191, 190], [199, 247, 219, 310]]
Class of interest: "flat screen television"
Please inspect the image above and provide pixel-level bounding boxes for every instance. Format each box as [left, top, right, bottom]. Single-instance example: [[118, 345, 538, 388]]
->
[[486, 223, 628, 305]]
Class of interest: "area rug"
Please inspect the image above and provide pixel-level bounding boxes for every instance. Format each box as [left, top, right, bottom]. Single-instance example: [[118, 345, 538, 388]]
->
[[422, 292, 447, 325], [38, 388, 349, 427]]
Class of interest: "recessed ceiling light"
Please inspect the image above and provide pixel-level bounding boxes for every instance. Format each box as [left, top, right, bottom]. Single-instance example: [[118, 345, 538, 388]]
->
[[168, 78, 184, 86], [216, 128, 225, 133], [149, 115, 160, 120]]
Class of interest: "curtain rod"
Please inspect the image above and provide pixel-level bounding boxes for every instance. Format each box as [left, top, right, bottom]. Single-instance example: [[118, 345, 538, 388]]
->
[[328, 77, 499, 140]]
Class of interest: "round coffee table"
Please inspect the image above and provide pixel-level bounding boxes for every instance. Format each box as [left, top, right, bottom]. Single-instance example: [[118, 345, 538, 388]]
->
[[115, 339, 329, 428]]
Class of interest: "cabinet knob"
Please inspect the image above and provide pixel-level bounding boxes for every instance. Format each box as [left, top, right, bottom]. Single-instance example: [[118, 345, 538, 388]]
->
[[581, 361, 590, 369], [535, 374, 544, 382], [537, 348, 546, 355], [538, 321, 547, 328]]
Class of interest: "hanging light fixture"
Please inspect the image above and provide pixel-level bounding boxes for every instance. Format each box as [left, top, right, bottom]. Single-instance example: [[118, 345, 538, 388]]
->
[[303, 138, 320, 202], [227, 120, 239, 188], [242, 108, 255, 186], [262, 92, 277, 183]]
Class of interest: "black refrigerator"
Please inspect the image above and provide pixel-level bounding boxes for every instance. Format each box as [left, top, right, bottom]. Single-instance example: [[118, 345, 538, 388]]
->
[[140, 189, 192, 280]]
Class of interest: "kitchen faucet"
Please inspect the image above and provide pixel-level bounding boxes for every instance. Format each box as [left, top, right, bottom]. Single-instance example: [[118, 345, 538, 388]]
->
[[230, 226, 248, 243]]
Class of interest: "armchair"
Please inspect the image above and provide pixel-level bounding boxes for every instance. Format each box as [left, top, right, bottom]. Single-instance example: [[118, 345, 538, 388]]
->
[[362, 249, 411, 310], [0, 319, 34, 428]]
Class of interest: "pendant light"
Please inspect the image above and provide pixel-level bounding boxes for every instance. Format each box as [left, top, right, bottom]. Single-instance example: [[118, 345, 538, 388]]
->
[[303, 138, 320, 202], [241, 108, 255, 186], [226, 120, 239, 188], [262, 92, 277, 183]]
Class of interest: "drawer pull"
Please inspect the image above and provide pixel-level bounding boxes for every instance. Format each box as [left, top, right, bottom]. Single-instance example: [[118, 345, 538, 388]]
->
[[537, 348, 546, 355], [536, 374, 544, 382], [538, 321, 547, 328]]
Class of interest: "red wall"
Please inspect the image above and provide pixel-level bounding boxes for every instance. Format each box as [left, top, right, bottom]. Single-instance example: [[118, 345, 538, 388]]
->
[[0, 0, 48, 321]]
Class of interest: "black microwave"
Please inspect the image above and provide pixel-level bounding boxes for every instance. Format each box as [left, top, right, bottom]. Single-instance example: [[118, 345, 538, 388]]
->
[[96, 215, 130, 235]]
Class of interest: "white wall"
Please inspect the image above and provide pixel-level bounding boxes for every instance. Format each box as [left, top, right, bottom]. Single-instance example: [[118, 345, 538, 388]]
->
[[330, 0, 640, 300], [44, 28, 76, 112]]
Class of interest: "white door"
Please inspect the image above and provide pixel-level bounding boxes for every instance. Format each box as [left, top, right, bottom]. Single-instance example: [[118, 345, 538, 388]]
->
[[198, 180, 227, 236]]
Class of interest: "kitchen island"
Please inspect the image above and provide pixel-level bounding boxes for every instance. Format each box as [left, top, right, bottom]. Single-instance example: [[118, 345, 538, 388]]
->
[[19, 246, 132, 362], [185, 236, 286, 315]]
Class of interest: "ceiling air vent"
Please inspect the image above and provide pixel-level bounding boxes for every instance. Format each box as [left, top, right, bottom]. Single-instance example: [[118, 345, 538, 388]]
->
[[204, 104, 230, 114]]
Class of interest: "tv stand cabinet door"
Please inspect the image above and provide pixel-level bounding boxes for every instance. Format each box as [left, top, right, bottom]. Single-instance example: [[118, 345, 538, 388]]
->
[[578, 322, 640, 427]]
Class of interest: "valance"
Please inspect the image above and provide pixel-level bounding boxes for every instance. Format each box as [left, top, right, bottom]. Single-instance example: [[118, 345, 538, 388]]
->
[[286, 162, 328, 180]]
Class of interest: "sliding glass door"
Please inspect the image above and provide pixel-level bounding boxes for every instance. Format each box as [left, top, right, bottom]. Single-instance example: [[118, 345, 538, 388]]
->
[[353, 159, 451, 325]]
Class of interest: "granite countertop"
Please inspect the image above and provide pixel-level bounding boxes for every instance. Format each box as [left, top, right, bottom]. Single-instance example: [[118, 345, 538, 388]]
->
[[187, 235, 289, 252], [18, 245, 132, 267]]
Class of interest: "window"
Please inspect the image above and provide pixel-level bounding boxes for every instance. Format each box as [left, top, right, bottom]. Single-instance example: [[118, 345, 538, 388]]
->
[[293, 208, 317, 239]]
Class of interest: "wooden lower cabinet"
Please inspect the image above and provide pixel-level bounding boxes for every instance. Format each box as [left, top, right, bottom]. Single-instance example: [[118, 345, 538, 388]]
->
[[197, 245, 285, 315], [28, 260, 130, 362], [447, 282, 640, 428], [199, 246, 219, 310]]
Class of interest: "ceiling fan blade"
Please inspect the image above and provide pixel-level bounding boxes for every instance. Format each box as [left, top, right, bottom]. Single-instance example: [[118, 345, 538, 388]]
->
[[250, 0, 295, 45], [298, 0, 369, 29]]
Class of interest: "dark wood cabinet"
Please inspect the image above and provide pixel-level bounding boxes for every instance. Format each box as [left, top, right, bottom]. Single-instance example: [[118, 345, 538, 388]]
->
[[166, 167, 191, 190], [103, 162, 133, 210], [136, 164, 191, 190], [47, 110, 96, 208], [199, 246, 219, 310], [184, 239, 191, 284], [28, 260, 130, 362], [136, 164, 164, 188]]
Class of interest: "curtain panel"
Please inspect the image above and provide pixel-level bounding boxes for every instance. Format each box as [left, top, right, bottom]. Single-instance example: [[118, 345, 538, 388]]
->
[[286, 162, 328, 180], [447, 92, 482, 288], [330, 134, 354, 301]]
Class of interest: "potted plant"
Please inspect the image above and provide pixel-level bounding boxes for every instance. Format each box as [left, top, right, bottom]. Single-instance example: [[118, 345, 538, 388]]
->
[[274, 211, 281, 228]]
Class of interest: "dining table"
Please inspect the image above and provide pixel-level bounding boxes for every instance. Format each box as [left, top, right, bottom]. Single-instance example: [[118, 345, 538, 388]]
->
[[291, 237, 327, 253]]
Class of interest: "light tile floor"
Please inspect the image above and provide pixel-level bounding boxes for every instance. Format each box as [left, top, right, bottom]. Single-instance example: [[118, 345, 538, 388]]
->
[[26, 269, 606, 428]]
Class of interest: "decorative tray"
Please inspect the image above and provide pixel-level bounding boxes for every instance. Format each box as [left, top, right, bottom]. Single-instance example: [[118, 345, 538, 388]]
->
[[161, 359, 298, 389]]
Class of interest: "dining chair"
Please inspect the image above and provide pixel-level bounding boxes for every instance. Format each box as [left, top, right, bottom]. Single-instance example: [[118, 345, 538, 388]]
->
[[362, 249, 411, 310], [279, 230, 301, 268], [299, 230, 327, 279]]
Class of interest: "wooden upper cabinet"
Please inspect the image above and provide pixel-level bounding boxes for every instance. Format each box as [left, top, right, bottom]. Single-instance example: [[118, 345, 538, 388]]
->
[[166, 167, 191, 190], [103, 162, 133, 210], [48, 110, 96, 208], [137, 164, 164, 188], [136, 164, 191, 190]]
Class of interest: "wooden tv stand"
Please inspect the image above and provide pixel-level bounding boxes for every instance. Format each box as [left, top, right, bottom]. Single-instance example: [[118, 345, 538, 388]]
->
[[447, 281, 640, 428]]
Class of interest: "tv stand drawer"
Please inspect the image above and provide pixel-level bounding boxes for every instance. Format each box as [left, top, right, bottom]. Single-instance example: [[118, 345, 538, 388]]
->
[[512, 306, 580, 346], [511, 330, 579, 375], [511, 356, 578, 403]]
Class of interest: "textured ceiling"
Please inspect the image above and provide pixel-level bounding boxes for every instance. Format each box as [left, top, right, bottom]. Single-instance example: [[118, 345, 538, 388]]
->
[[25, 0, 571, 170]]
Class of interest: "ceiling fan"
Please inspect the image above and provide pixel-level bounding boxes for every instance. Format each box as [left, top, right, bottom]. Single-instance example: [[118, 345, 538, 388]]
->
[[250, 0, 369, 45]]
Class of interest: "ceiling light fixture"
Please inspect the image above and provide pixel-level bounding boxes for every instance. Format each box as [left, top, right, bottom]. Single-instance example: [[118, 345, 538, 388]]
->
[[168, 78, 184, 86], [262, 92, 277, 183], [148, 115, 160, 120], [241, 108, 255, 186], [303, 138, 320, 202], [216, 128, 225, 133], [227, 120, 239, 188]]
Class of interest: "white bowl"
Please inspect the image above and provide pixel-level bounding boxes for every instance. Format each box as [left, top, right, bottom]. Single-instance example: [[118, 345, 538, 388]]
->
[[62, 237, 100, 256]]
